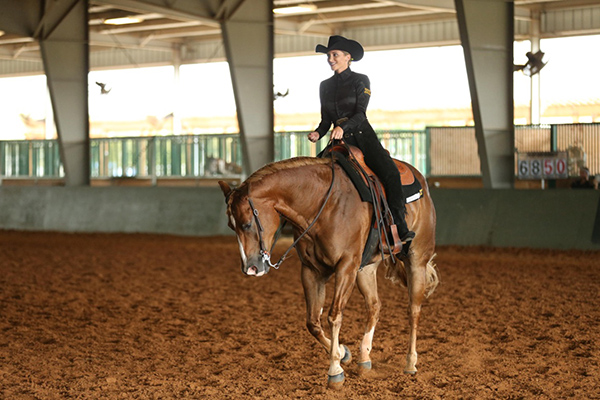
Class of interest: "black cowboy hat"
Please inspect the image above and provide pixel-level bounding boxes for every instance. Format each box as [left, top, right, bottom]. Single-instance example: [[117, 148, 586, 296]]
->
[[315, 35, 364, 61]]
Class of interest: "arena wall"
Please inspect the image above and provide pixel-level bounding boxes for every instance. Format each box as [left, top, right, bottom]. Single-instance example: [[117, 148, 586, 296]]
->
[[0, 187, 598, 250], [0, 186, 231, 237], [431, 189, 600, 250]]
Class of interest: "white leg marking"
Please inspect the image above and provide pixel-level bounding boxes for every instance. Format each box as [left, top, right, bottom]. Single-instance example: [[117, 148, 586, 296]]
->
[[361, 326, 375, 357]]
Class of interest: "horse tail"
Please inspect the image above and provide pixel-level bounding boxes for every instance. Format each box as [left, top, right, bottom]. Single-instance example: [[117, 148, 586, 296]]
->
[[423, 253, 439, 298], [384, 253, 439, 298]]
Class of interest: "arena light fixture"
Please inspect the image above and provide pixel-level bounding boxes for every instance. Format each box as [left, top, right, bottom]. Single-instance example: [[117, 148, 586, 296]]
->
[[103, 16, 144, 25], [273, 4, 317, 14], [514, 50, 547, 76], [0, 30, 5, 37]]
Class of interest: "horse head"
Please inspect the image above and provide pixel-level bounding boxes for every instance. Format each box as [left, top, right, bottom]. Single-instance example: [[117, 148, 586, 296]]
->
[[219, 180, 280, 277]]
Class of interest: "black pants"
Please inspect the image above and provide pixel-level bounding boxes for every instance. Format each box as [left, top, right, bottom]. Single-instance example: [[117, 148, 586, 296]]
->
[[343, 121, 409, 234]]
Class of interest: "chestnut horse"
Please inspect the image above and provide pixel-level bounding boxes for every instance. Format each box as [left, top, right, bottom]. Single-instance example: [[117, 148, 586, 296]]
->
[[218, 155, 438, 390]]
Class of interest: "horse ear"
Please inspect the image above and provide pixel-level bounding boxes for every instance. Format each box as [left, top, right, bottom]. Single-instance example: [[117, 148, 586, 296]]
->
[[218, 181, 232, 199]]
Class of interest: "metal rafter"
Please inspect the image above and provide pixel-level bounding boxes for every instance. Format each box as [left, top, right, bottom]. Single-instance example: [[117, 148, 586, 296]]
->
[[0, 0, 599, 66]]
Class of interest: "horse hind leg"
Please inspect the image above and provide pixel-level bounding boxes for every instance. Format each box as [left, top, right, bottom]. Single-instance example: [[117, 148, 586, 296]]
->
[[404, 252, 438, 374], [356, 262, 381, 375], [326, 262, 359, 390]]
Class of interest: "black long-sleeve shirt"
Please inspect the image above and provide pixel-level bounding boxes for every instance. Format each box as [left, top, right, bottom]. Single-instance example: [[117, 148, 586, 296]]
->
[[315, 68, 372, 139]]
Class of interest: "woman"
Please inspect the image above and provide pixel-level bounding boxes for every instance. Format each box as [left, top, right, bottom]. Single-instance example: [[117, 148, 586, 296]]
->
[[308, 35, 415, 246]]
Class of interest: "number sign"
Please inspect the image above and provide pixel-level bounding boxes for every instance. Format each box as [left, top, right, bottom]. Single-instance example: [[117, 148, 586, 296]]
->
[[517, 152, 568, 180]]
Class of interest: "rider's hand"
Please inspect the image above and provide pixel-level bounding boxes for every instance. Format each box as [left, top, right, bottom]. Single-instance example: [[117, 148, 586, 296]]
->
[[307, 131, 320, 143], [331, 126, 344, 140]]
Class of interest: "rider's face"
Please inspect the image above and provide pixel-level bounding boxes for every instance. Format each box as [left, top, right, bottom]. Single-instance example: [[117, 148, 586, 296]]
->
[[327, 50, 351, 74]]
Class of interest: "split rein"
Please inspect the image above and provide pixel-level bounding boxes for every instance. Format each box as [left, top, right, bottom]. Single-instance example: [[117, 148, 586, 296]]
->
[[247, 156, 336, 270]]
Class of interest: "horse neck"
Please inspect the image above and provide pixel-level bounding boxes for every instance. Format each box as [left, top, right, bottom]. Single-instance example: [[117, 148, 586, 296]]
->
[[251, 163, 334, 227]]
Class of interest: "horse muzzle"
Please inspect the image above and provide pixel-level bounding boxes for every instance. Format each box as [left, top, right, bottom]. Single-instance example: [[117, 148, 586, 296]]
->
[[241, 255, 270, 277]]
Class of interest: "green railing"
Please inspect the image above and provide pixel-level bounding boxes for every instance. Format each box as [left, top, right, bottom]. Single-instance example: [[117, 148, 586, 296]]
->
[[273, 130, 426, 174], [0, 140, 63, 177], [1, 131, 425, 180], [90, 134, 242, 179], [2, 125, 597, 181]]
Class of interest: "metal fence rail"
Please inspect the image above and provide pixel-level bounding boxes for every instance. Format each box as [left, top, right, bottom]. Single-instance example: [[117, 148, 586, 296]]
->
[[427, 126, 479, 176], [2, 124, 598, 182], [90, 134, 243, 179], [515, 125, 552, 153], [426, 124, 600, 177], [1, 140, 63, 177], [554, 123, 600, 176], [274, 130, 426, 173]]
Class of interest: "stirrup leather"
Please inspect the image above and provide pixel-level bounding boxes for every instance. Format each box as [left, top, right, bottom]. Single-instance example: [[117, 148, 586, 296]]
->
[[388, 224, 402, 254]]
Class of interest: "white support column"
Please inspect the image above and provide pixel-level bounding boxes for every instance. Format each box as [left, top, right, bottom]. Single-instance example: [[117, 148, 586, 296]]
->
[[221, 0, 274, 176], [173, 44, 183, 136], [530, 8, 541, 125], [455, 0, 515, 189], [39, 0, 90, 186]]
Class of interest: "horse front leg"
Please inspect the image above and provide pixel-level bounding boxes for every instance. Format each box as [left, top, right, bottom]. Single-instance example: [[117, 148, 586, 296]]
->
[[301, 264, 353, 388], [301, 264, 332, 351], [326, 262, 358, 390], [405, 261, 427, 374], [356, 262, 381, 375]]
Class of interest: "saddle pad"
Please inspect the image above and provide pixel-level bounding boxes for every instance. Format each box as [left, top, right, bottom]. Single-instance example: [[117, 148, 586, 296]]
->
[[332, 151, 423, 204]]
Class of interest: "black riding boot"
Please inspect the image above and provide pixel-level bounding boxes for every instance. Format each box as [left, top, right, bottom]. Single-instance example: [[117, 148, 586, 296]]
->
[[379, 168, 415, 243]]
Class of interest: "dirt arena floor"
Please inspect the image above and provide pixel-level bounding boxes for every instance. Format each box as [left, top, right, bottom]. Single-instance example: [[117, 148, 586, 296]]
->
[[1, 230, 599, 399]]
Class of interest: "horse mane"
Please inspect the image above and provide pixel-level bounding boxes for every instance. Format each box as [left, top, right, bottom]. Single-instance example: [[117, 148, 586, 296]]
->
[[242, 157, 330, 188]]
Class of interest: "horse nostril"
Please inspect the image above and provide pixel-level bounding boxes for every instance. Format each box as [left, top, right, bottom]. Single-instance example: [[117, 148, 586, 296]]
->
[[247, 265, 258, 275]]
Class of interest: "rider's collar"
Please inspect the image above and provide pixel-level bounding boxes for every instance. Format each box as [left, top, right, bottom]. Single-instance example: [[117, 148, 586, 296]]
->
[[336, 67, 352, 80]]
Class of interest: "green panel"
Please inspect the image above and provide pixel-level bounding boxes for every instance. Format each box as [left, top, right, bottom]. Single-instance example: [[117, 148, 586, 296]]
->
[[0, 124, 591, 181]]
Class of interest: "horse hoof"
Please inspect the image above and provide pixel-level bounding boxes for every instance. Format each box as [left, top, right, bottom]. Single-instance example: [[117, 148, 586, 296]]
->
[[358, 360, 372, 375], [327, 372, 345, 390], [341, 345, 352, 365], [404, 368, 417, 375]]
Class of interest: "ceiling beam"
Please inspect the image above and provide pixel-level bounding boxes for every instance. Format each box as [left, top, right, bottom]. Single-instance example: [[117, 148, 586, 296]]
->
[[91, 0, 222, 27], [0, 45, 40, 61], [292, 6, 447, 26], [384, 0, 456, 13], [90, 31, 175, 50], [96, 20, 203, 35]]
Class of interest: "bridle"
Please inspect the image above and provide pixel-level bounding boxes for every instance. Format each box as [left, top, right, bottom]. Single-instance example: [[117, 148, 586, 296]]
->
[[246, 156, 336, 270]]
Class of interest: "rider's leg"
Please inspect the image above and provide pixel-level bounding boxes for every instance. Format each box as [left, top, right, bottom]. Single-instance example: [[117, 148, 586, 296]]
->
[[353, 125, 414, 242]]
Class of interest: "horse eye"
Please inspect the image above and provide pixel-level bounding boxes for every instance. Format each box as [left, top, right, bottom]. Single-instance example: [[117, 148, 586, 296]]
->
[[241, 222, 252, 231]]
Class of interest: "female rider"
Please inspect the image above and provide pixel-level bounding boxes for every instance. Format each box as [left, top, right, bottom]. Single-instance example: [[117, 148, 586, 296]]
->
[[307, 35, 415, 247]]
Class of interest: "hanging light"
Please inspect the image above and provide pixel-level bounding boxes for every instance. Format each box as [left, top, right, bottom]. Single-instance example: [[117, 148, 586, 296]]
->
[[514, 50, 547, 76]]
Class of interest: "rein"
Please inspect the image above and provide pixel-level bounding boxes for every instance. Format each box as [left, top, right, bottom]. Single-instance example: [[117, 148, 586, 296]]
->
[[247, 156, 336, 270]]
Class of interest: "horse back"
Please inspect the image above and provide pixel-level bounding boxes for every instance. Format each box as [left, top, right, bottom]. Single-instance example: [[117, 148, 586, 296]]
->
[[331, 143, 416, 186]]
